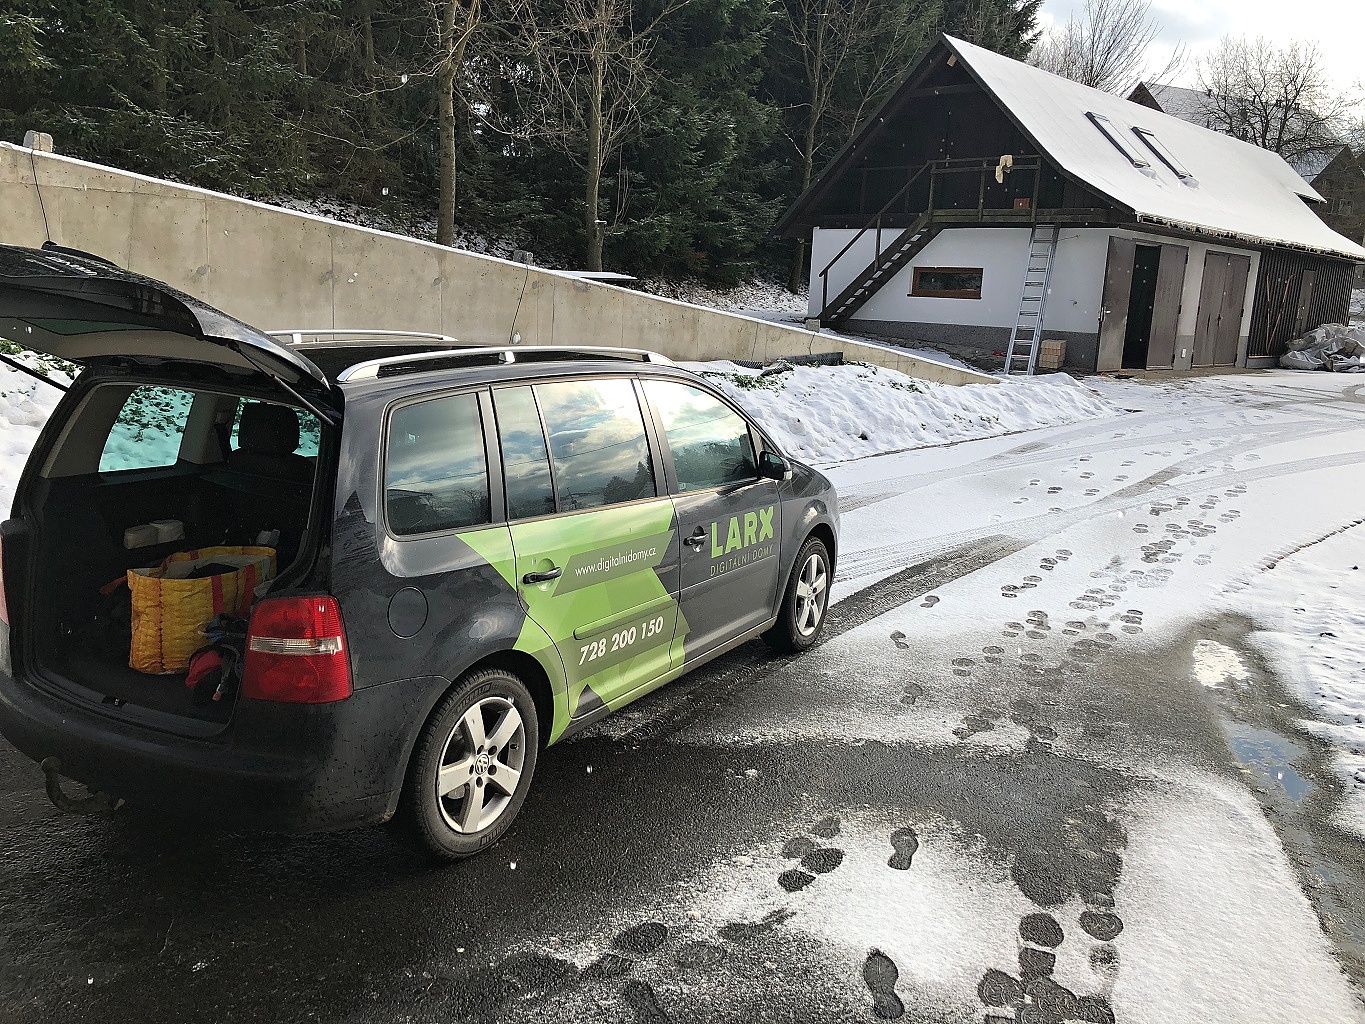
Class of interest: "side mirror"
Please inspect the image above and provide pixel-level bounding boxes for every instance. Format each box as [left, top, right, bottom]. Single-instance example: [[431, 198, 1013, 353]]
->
[[758, 450, 792, 481]]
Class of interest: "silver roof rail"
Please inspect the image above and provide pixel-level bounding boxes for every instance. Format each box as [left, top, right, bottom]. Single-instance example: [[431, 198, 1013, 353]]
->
[[267, 329, 460, 348], [336, 345, 675, 383]]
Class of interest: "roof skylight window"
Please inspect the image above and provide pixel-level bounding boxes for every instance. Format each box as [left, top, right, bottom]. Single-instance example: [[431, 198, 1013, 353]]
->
[[1086, 112, 1149, 168], [1132, 127, 1191, 179]]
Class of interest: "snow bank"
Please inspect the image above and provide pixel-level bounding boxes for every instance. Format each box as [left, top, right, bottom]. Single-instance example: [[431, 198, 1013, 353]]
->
[[687, 360, 1120, 465], [0, 358, 67, 516], [1235, 527, 1365, 838]]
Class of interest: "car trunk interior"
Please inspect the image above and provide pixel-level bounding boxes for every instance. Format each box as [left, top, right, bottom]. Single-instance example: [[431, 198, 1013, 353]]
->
[[21, 379, 331, 729]]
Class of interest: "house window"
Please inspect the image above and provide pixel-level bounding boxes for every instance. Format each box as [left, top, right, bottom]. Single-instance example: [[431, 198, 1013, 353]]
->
[[1086, 112, 1149, 168], [1132, 127, 1191, 179], [912, 267, 984, 299]]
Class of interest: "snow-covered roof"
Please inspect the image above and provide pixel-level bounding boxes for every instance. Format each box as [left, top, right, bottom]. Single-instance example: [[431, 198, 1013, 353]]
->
[[946, 37, 1365, 261], [1135, 83, 1217, 125], [1135, 81, 1348, 189]]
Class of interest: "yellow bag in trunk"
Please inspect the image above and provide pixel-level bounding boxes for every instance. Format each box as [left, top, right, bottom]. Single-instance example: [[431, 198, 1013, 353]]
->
[[128, 546, 277, 675]]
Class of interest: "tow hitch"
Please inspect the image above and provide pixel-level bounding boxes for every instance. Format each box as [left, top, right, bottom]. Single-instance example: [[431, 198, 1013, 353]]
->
[[40, 757, 123, 814]]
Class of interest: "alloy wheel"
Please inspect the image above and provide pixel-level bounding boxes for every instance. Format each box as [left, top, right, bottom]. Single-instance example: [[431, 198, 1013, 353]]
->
[[436, 696, 527, 834]]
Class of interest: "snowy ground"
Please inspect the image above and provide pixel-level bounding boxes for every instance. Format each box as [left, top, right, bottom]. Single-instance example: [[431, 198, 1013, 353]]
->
[[687, 360, 1117, 464], [4, 366, 1365, 1023], [1233, 525, 1365, 837], [0, 357, 68, 515], [566, 369, 1365, 1023]]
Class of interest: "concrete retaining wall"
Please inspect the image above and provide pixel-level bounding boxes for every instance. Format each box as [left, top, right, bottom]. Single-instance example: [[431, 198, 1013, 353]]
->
[[0, 143, 993, 386]]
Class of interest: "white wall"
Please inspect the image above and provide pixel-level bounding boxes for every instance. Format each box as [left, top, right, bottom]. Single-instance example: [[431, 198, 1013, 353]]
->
[[808, 222, 1261, 367]]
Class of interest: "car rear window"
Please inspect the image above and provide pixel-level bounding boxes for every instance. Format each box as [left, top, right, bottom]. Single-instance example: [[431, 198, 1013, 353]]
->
[[99, 385, 195, 472], [533, 379, 656, 511], [385, 393, 491, 536]]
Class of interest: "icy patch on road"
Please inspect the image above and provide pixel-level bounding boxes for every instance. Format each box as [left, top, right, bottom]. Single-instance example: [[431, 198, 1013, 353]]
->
[[689, 361, 1119, 465], [1191, 640, 1251, 690], [1232, 525, 1365, 837], [1115, 776, 1364, 1024]]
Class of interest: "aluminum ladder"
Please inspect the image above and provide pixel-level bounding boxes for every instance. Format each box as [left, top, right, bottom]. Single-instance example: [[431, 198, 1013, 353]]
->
[[1004, 224, 1060, 375]]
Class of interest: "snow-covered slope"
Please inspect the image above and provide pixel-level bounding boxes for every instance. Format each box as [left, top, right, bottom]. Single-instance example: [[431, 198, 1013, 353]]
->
[[688, 361, 1120, 465], [1237, 527, 1365, 838], [0, 360, 67, 516]]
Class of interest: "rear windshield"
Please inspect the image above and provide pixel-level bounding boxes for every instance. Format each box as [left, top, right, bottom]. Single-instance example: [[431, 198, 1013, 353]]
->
[[43, 382, 318, 479]]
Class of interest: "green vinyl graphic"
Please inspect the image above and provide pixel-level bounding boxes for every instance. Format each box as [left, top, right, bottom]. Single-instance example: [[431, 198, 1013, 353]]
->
[[508, 498, 688, 739]]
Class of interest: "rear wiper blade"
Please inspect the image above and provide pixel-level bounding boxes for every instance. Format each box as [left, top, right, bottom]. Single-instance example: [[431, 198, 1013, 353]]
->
[[0, 351, 69, 392]]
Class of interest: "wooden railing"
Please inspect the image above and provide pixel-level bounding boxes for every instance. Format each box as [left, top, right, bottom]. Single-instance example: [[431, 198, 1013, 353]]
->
[[817, 156, 1046, 317]]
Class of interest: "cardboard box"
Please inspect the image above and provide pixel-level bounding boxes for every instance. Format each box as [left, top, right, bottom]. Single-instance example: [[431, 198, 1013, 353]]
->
[[1038, 339, 1066, 370]]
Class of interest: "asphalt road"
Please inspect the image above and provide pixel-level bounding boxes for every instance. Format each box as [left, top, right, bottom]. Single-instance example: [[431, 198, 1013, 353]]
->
[[2, 371, 1364, 1023]]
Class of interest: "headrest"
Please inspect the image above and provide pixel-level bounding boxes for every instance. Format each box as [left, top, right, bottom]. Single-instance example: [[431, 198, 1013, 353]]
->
[[237, 402, 300, 457]]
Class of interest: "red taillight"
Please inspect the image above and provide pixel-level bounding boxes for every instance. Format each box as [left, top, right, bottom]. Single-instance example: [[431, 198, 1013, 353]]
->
[[0, 534, 9, 626], [243, 596, 351, 704]]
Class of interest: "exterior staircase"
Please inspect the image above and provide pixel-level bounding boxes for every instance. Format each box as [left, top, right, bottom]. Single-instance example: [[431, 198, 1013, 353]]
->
[[816, 211, 941, 327], [1003, 224, 1060, 375]]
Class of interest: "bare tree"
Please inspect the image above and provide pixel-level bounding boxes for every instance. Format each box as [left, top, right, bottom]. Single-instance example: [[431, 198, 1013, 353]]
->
[[779, 0, 933, 291], [507, 0, 684, 271], [1197, 36, 1361, 165], [430, 0, 488, 246], [1030, 0, 1181, 95]]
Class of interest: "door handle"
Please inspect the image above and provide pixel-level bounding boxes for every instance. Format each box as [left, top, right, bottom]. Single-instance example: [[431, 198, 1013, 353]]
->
[[683, 529, 707, 549], [522, 567, 562, 585]]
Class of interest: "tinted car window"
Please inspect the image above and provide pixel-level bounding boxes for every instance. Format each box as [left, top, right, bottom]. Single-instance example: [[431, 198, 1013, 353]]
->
[[494, 386, 556, 520], [534, 379, 655, 511], [99, 385, 195, 472], [385, 393, 490, 536], [643, 379, 756, 492]]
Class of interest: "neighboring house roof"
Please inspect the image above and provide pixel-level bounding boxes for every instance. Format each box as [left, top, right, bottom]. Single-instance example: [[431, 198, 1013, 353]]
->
[[1134, 82, 1217, 125], [942, 38, 1365, 260], [1287, 145, 1347, 184], [1134, 81, 1347, 188]]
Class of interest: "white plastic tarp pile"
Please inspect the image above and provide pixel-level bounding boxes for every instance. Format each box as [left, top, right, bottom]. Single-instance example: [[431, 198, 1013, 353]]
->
[[1279, 323, 1365, 372]]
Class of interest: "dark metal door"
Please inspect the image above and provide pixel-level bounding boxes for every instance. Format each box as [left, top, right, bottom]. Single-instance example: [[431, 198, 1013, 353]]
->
[[1192, 253, 1228, 367], [1146, 244, 1188, 369], [1215, 254, 1251, 365], [1292, 270, 1317, 337], [1096, 236, 1136, 371]]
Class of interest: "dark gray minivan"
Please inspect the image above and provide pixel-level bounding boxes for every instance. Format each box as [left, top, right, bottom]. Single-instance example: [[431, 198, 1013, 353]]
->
[[0, 243, 839, 858]]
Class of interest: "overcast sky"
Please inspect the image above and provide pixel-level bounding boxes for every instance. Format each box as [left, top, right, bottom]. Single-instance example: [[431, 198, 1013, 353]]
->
[[1037, 0, 1364, 94]]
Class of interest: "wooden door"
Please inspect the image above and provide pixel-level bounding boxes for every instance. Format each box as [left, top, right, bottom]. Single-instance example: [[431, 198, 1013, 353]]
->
[[1146, 244, 1188, 369], [1292, 270, 1317, 337], [1192, 254, 1228, 367], [1214, 255, 1251, 365], [1096, 236, 1136, 372]]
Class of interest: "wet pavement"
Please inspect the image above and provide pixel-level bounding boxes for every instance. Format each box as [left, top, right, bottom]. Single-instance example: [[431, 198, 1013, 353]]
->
[[3, 372, 1365, 1023]]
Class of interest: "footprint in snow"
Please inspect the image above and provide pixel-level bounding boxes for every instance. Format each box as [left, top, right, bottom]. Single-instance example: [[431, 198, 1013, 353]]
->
[[623, 980, 671, 1024], [890, 631, 910, 649], [920, 594, 940, 608], [863, 949, 905, 1020], [888, 827, 919, 870], [717, 909, 794, 944]]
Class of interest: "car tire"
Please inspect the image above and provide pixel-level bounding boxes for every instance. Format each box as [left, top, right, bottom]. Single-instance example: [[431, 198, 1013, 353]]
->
[[397, 667, 540, 861], [763, 536, 831, 653]]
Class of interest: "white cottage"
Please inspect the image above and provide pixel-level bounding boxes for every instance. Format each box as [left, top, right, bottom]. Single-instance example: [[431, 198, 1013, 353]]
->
[[776, 35, 1365, 372]]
